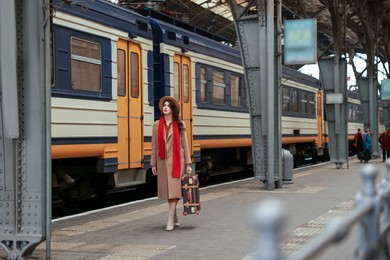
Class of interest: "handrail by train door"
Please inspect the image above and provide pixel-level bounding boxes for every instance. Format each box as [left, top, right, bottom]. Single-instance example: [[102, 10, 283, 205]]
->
[[117, 39, 144, 169], [173, 54, 193, 159], [316, 91, 324, 148]]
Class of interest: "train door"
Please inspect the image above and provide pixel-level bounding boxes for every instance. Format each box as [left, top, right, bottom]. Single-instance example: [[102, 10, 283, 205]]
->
[[173, 54, 193, 158], [117, 39, 143, 169], [316, 91, 324, 149]]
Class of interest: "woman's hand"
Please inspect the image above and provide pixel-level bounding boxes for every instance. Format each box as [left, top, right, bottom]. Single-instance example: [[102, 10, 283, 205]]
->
[[186, 164, 192, 174], [152, 166, 157, 175]]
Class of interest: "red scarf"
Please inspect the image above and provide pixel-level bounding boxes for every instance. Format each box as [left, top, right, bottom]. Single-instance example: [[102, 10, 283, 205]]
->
[[158, 116, 181, 178]]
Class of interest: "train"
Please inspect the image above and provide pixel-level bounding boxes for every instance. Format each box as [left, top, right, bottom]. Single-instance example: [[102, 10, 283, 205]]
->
[[51, 0, 373, 205]]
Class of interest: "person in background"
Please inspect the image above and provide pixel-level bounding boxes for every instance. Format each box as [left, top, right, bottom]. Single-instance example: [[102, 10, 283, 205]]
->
[[362, 129, 372, 162], [378, 129, 390, 162], [353, 128, 364, 155], [150, 96, 192, 231]]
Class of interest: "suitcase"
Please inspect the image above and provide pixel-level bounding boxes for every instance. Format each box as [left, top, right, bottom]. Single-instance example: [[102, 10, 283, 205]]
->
[[181, 173, 201, 215], [358, 151, 371, 162]]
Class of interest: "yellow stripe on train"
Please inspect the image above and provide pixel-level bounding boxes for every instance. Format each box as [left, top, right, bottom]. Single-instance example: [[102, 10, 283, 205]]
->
[[52, 135, 333, 160]]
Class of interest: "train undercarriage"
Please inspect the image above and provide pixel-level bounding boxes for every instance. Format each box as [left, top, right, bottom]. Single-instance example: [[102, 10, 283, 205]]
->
[[52, 158, 111, 212], [195, 147, 251, 183], [52, 142, 329, 212], [283, 143, 329, 167]]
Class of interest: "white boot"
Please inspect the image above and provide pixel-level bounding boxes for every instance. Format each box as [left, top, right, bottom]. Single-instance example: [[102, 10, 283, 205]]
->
[[174, 209, 180, 227], [166, 208, 175, 231]]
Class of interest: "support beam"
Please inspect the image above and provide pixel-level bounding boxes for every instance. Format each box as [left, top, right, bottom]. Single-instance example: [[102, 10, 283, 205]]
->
[[0, 0, 50, 258], [319, 59, 348, 169], [227, 0, 281, 189], [317, 0, 349, 169]]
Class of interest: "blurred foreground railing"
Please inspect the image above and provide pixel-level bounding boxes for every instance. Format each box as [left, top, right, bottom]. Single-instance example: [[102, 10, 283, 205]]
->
[[252, 160, 390, 260]]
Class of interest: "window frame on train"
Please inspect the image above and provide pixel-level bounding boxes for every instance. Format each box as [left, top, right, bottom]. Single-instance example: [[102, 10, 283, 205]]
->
[[195, 63, 247, 112], [348, 103, 363, 122], [70, 37, 102, 92], [230, 74, 242, 107], [282, 85, 316, 118], [52, 25, 112, 101], [212, 70, 226, 105]]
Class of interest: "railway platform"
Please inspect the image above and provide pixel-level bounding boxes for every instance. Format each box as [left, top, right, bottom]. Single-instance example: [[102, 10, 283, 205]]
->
[[2, 157, 388, 260]]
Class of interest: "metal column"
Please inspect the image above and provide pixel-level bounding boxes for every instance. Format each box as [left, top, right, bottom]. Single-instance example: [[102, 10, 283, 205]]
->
[[318, 58, 348, 168], [371, 80, 380, 156], [227, 0, 281, 189], [0, 0, 50, 258], [357, 78, 380, 157]]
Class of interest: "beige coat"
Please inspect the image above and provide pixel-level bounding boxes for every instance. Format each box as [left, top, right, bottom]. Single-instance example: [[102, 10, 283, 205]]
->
[[151, 120, 192, 200]]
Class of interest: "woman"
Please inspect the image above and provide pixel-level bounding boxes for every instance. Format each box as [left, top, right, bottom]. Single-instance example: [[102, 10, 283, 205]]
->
[[362, 129, 372, 163], [150, 96, 192, 231], [378, 129, 390, 162], [353, 128, 364, 155]]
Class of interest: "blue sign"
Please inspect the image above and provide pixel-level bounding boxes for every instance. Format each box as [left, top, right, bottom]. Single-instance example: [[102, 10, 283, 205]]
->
[[284, 19, 317, 65], [382, 79, 390, 100]]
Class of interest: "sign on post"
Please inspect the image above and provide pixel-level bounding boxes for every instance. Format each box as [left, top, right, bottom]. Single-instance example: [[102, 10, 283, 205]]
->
[[326, 93, 344, 104], [284, 19, 317, 65], [381, 79, 390, 100]]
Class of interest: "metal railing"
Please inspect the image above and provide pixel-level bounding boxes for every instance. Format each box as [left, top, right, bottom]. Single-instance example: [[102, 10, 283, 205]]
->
[[252, 160, 390, 260]]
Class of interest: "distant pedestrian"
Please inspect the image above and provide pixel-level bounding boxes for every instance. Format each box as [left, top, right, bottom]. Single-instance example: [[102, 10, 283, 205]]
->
[[150, 96, 192, 231], [378, 129, 390, 162], [362, 129, 372, 163], [353, 128, 364, 155]]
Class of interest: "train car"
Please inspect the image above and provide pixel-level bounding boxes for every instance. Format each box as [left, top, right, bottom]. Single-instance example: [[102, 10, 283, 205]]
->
[[51, 0, 154, 203]]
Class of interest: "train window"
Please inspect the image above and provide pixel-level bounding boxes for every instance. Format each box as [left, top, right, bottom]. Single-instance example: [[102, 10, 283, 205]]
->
[[349, 104, 354, 121], [348, 104, 363, 122], [357, 105, 363, 121], [213, 71, 225, 105], [137, 21, 148, 32], [231, 75, 241, 107], [183, 64, 189, 102], [167, 31, 176, 41], [174, 62, 180, 101], [71, 37, 102, 92], [200, 67, 207, 103], [301, 92, 307, 113], [282, 87, 290, 112], [182, 35, 189, 45], [380, 110, 384, 125], [348, 104, 352, 120], [349, 104, 353, 120], [117, 49, 126, 97], [195, 63, 247, 112], [307, 93, 315, 115], [130, 52, 139, 98], [282, 87, 316, 117], [292, 89, 299, 112]]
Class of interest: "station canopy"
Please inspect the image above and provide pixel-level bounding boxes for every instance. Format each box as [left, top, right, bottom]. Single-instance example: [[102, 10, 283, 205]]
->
[[116, 0, 390, 72]]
